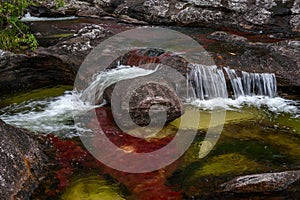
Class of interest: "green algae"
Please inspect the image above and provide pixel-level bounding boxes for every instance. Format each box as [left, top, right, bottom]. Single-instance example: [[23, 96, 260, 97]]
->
[[61, 175, 125, 200], [274, 113, 300, 135], [0, 85, 72, 107], [170, 106, 263, 130], [221, 121, 300, 159], [193, 153, 259, 177], [127, 124, 178, 139], [41, 33, 74, 39]]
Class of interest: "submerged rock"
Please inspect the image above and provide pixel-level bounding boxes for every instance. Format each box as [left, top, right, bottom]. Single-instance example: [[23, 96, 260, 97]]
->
[[221, 170, 300, 193], [0, 119, 48, 199], [61, 175, 125, 200]]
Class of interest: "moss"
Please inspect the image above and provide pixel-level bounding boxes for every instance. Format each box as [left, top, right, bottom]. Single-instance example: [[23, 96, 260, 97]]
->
[[274, 113, 300, 135], [220, 120, 300, 160], [61, 175, 125, 200], [41, 33, 74, 39], [0, 85, 72, 106], [193, 153, 259, 177], [170, 106, 263, 130]]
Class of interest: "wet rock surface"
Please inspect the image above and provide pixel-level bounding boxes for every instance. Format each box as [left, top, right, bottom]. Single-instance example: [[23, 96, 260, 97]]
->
[[208, 31, 300, 93], [104, 48, 190, 127], [0, 50, 75, 97], [34, 0, 300, 36], [36, 24, 108, 71], [221, 170, 300, 193], [0, 119, 48, 199]]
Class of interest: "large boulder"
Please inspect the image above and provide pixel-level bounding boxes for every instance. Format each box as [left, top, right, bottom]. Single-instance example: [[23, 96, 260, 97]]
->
[[0, 119, 48, 199], [103, 48, 190, 127], [0, 50, 75, 97]]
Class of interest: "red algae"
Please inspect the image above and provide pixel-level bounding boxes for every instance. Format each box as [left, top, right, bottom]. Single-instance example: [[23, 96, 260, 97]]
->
[[45, 106, 182, 199], [125, 49, 173, 67]]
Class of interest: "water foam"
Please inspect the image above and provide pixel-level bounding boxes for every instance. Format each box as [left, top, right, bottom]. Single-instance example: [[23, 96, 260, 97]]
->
[[0, 65, 298, 137], [189, 96, 299, 113], [0, 65, 157, 136], [20, 12, 78, 22]]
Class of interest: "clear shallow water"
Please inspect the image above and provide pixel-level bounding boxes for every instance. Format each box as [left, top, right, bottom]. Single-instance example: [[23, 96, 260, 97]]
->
[[0, 65, 299, 137], [0, 66, 300, 199], [0, 90, 299, 137]]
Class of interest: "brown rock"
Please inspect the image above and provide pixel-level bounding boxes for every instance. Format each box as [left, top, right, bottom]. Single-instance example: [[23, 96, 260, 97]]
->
[[0, 119, 48, 199]]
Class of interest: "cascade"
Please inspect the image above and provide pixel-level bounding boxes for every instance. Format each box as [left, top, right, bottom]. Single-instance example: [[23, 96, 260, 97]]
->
[[224, 67, 277, 98], [242, 71, 277, 98], [188, 64, 228, 100], [223, 67, 245, 97], [188, 65, 277, 100], [79, 65, 157, 104]]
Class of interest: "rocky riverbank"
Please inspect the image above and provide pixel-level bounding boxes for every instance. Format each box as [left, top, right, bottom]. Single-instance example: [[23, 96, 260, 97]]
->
[[1, 1, 300, 198], [31, 0, 300, 36], [0, 120, 50, 199]]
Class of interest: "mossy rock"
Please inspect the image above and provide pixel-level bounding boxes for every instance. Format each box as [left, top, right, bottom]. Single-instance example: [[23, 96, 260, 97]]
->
[[191, 153, 259, 178], [181, 153, 262, 197], [61, 175, 125, 200], [274, 113, 300, 135], [0, 85, 72, 107]]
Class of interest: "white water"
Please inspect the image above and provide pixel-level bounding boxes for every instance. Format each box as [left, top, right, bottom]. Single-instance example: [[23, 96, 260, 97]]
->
[[189, 64, 228, 100], [224, 67, 277, 98], [20, 12, 78, 22], [0, 65, 298, 137], [190, 96, 298, 113], [80, 65, 158, 104], [0, 65, 157, 136]]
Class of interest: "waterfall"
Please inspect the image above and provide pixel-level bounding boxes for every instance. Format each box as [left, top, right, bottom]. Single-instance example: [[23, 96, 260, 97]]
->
[[187, 65, 277, 101], [224, 67, 277, 98], [79, 65, 157, 104], [189, 64, 228, 100], [242, 71, 277, 97], [223, 67, 245, 97]]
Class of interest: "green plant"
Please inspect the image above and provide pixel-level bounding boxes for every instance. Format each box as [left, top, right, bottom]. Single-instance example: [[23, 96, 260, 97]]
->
[[0, 0, 64, 52], [0, 0, 37, 51]]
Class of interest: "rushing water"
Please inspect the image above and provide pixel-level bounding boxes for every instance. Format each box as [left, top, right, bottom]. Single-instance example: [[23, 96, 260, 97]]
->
[[0, 65, 298, 137], [1, 64, 300, 199]]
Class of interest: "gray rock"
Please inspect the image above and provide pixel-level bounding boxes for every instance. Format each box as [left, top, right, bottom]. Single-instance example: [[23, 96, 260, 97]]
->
[[36, 24, 108, 74], [185, 0, 222, 7], [0, 119, 48, 199], [221, 170, 300, 193], [243, 7, 272, 25], [103, 48, 190, 127], [174, 6, 223, 24], [291, 0, 300, 14], [290, 14, 300, 31], [0, 50, 75, 97], [34, 0, 300, 34], [208, 31, 300, 90], [226, 0, 249, 12]]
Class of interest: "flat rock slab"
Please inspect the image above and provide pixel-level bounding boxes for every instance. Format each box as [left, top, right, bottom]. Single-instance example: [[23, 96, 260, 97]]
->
[[221, 170, 300, 193], [0, 119, 48, 199]]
